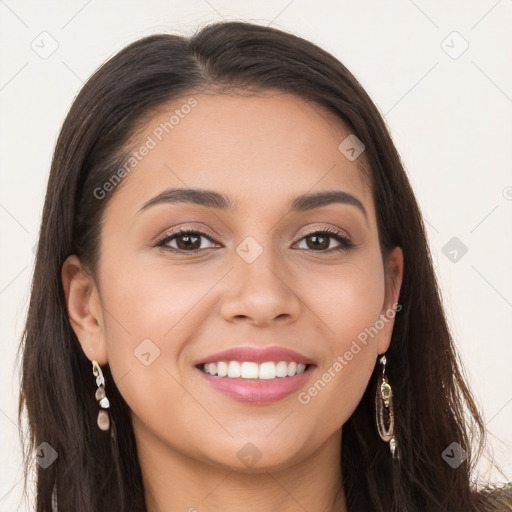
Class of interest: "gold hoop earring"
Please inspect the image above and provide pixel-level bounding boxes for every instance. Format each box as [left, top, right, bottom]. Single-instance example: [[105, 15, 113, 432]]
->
[[92, 360, 110, 431], [375, 355, 398, 459]]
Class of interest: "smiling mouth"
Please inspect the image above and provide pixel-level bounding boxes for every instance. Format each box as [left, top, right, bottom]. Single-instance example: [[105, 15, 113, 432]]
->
[[195, 360, 317, 404], [195, 361, 315, 380]]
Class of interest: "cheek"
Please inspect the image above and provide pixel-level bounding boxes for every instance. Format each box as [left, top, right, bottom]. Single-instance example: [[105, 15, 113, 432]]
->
[[295, 256, 385, 430], [307, 253, 386, 349], [97, 250, 228, 419], [99, 249, 216, 342]]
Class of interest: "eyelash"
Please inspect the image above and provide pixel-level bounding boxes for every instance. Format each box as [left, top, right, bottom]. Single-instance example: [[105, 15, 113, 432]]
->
[[153, 226, 354, 254]]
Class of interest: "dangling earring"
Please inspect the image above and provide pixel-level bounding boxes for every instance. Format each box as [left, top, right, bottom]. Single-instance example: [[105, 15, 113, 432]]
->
[[92, 360, 110, 431], [375, 355, 398, 459]]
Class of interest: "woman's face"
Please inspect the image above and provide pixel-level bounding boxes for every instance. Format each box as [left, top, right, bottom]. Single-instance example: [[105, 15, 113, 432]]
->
[[65, 91, 402, 471]]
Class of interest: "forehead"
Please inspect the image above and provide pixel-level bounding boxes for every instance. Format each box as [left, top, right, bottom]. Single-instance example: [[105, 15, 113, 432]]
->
[[108, 91, 374, 221]]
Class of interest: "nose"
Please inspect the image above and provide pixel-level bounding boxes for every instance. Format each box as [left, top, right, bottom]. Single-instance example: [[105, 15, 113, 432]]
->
[[219, 243, 302, 327]]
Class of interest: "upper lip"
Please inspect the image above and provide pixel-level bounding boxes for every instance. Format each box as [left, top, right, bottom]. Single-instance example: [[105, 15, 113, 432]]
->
[[193, 346, 316, 366]]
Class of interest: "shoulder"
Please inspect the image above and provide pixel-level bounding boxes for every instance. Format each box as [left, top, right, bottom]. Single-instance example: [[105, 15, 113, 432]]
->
[[477, 483, 512, 511]]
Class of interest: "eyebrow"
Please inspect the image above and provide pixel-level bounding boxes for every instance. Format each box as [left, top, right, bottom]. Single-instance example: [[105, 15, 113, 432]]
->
[[138, 187, 368, 222]]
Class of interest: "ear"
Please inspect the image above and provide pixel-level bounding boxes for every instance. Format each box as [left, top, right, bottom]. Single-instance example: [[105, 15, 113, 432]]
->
[[61, 255, 108, 366], [377, 246, 403, 355]]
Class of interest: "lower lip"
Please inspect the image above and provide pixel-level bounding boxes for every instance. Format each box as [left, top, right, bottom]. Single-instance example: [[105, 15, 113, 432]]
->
[[196, 365, 316, 404]]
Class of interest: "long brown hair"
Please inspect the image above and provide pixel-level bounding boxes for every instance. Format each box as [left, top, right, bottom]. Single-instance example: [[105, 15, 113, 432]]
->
[[17, 20, 510, 511]]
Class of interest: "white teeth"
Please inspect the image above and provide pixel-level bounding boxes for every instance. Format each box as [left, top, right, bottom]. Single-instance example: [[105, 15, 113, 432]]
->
[[216, 361, 228, 377], [258, 362, 276, 379], [227, 361, 241, 378], [240, 362, 259, 379], [202, 361, 309, 379], [276, 361, 288, 377]]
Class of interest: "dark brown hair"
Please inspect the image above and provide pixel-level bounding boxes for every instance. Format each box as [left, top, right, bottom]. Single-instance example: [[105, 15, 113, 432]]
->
[[17, 20, 510, 512]]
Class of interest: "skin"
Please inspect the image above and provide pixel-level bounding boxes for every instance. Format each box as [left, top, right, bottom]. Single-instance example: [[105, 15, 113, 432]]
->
[[62, 91, 403, 512]]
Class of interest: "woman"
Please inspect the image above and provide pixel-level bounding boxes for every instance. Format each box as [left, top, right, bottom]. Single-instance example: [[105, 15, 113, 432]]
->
[[17, 20, 511, 511]]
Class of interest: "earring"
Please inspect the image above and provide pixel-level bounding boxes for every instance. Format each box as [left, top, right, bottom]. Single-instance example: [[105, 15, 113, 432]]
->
[[92, 360, 110, 431], [375, 355, 398, 459]]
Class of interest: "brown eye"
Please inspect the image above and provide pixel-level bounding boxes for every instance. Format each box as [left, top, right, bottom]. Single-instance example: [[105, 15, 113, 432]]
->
[[174, 233, 202, 251], [304, 233, 331, 250], [155, 229, 219, 252], [294, 229, 353, 253]]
